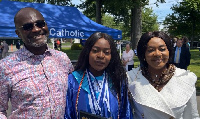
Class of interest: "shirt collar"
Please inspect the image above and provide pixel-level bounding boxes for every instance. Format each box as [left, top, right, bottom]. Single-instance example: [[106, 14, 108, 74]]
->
[[18, 44, 52, 61]]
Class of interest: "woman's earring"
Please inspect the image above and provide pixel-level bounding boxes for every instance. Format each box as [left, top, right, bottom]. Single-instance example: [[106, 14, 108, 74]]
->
[[144, 58, 145, 61]]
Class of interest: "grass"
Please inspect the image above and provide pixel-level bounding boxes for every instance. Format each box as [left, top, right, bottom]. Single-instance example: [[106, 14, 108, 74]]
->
[[61, 47, 81, 60], [188, 49, 200, 91], [61, 47, 200, 91]]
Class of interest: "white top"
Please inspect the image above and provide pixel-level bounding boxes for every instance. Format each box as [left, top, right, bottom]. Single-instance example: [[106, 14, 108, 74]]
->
[[127, 67, 200, 119], [122, 49, 134, 71]]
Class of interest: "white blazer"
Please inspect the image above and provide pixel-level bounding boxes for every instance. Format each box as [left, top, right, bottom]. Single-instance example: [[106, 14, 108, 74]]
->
[[127, 67, 200, 119]]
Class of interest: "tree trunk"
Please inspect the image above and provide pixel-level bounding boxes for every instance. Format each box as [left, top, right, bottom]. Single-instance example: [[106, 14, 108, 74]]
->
[[130, 6, 142, 50], [96, 0, 102, 24]]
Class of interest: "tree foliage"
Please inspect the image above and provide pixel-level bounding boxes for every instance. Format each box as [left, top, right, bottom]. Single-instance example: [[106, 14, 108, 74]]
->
[[10, 0, 73, 6], [78, 0, 161, 49], [142, 7, 159, 33], [9, 0, 162, 49], [163, 0, 200, 46]]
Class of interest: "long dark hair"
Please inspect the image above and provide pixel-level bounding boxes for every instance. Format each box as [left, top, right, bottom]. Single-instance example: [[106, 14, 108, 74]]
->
[[137, 31, 174, 68], [75, 32, 127, 98]]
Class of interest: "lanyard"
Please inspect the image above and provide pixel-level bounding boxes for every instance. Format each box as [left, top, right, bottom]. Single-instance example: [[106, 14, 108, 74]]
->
[[75, 70, 120, 119], [87, 69, 107, 115], [75, 71, 85, 117]]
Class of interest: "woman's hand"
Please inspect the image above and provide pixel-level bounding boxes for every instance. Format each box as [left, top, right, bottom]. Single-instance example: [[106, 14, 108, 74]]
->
[[122, 60, 127, 66]]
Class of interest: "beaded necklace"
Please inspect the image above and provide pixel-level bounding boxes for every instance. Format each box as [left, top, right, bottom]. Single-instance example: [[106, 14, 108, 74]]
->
[[75, 71, 86, 117], [142, 64, 175, 92], [75, 71, 120, 119]]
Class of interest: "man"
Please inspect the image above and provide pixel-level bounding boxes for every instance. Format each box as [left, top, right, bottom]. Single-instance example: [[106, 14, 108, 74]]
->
[[173, 38, 191, 70], [57, 39, 61, 50], [16, 40, 21, 49], [0, 7, 73, 118], [0, 41, 2, 59], [2, 41, 9, 58], [182, 36, 190, 50]]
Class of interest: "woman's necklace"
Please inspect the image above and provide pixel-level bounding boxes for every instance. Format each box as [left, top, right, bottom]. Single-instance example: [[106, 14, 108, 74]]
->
[[142, 64, 176, 92]]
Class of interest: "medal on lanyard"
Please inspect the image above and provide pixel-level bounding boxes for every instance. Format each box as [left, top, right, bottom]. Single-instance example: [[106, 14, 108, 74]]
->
[[87, 69, 106, 115]]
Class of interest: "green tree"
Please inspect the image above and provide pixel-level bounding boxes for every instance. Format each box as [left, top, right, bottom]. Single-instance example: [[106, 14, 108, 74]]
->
[[102, 14, 128, 39], [10, 0, 73, 6], [142, 7, 159, 33], [163, 0, 200, 47], [78, 0, 164, 49]]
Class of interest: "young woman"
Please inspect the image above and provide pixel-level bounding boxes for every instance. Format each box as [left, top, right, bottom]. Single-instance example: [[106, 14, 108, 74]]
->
[[127, 31, 199, 119], [65, 32, 133, 119]]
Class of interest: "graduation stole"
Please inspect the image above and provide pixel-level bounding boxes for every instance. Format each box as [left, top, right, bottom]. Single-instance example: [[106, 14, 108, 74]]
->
[[75, 70, 120, 119], [86, 69, 110, 115]]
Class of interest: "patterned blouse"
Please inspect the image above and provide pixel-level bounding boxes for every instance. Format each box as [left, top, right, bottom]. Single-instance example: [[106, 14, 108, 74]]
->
[[0, 46, 73, 119]]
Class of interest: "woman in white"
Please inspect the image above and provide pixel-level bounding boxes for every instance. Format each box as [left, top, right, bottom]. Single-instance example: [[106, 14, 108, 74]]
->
[[122, 43, 134, 71], [127, 31, 199, 119]]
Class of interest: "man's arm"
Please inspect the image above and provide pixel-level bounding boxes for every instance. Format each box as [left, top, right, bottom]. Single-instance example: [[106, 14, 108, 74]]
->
[[0, 66, 9, 119]]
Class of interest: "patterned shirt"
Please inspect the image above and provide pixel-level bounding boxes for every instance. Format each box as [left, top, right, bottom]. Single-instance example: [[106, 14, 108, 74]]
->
[[0, 46, 73, 119]]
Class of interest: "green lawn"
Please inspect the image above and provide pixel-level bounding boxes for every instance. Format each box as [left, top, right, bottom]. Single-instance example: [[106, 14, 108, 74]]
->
[[62, 47, 200, 91], [188, 49, 200, 91], [61, 47, 81, 60]]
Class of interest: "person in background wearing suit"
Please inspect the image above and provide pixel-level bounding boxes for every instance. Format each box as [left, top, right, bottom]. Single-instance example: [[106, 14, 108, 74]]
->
[[127, 31, 199, 119], [182, 36, 190, 50], [173, 38, 191, 70]]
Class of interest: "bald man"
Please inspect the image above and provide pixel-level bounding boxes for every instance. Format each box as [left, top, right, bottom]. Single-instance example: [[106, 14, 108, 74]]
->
[[0, 7, 73, 118]]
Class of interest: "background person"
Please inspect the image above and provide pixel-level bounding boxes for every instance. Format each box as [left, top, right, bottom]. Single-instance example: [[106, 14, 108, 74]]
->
[[54, 39, 58, 50], [122, 43, 135, 71], [57, 39, 61, 50], [1, 41, 9, 58], [173, 37, 178, 48], [16, 40, 21, 49], [0, 41, 2, 59], [127, 31, 199, 119], [173, 38, 191, 70], [182, 36, 190, 49], [116, 41, 121, 50], [64, 32, 133, 119], [0, 7, 73, 119]]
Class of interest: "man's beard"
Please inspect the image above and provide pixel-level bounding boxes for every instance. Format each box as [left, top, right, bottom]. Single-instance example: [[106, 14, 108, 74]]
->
[[27, 35, 48, 47]]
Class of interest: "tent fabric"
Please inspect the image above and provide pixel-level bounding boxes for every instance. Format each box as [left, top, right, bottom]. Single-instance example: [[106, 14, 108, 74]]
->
[[0, 0, 122, 40]]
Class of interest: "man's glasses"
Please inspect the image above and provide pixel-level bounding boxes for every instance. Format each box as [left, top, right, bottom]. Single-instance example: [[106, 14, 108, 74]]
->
[[18, 20, 46, 31]]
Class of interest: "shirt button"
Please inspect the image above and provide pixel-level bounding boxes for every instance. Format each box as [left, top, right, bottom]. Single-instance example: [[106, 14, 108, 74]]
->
[[141, 113, 144, 118]]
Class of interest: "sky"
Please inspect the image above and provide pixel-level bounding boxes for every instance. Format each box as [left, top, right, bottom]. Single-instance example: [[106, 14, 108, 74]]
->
[[71, 0, 182, 29], [147, 0, 182, 29]]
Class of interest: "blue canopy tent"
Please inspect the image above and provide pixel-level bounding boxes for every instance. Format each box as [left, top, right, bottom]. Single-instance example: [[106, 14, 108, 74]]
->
[[0, 0, 122, 40]]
